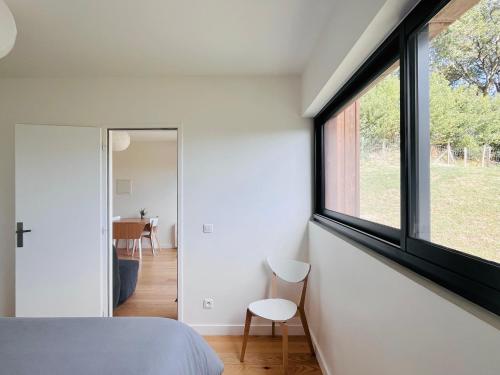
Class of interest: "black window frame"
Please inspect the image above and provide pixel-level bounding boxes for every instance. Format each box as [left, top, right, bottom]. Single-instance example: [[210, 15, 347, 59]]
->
[[313, 0, 500, 315]]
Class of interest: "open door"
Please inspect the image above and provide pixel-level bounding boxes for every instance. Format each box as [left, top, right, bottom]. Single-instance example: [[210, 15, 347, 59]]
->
[[15, 124, 104, 317]]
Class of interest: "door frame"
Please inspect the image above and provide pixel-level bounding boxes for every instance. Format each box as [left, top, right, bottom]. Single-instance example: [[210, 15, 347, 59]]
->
[[105, 126, 184, 321]]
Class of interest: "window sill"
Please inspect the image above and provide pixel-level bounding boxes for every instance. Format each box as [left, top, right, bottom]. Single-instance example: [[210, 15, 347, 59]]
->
[[311, 214, 500, 316]]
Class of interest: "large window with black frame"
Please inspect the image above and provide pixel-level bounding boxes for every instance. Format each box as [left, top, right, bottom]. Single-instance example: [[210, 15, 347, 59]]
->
[[314, 0, 499, 314]]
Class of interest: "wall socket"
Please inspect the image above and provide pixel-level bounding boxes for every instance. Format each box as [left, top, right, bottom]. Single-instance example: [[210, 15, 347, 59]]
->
[[203, 224, 214, 233], [203, 298, 214, 309]]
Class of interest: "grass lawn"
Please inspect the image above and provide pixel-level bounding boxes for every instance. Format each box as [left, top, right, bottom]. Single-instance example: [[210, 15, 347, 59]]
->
[[359, 156, 499, 264]]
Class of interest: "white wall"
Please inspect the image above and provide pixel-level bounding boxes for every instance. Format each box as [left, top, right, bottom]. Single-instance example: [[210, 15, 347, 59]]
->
[[0, 77, 312, 328], [307, 221, 500, 375], [113, 139, 177, 248]]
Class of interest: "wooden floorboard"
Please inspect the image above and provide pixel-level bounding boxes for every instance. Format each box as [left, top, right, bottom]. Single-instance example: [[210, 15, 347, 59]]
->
[[206, 336, 322, 375], [114, 246, 178, 319]]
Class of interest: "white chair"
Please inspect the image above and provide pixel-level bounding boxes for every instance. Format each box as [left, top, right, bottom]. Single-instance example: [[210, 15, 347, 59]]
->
[[240, 257, 315, 374], [130, 236, 143, 259], [141, 217, 160, 255]]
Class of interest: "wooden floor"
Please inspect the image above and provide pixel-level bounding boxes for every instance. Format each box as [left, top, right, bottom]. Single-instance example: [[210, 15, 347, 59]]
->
[[114, 246, 178, 319], [207, 336, 322, 375], [113, 246, 321, 374]]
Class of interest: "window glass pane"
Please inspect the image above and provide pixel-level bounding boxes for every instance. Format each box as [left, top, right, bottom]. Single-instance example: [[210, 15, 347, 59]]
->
[[415, 0, 499, 263], [324, 62, 400, 228]]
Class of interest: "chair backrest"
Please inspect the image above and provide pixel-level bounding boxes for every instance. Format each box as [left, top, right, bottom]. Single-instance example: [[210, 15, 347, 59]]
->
[[113, 222, 145, 240], [267, 257, 310, 284], [150, 217, 159, 228]]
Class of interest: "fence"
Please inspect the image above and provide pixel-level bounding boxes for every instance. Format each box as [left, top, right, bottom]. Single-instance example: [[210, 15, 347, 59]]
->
[[360, 141, 500, 167], [431, 144, 500, 167]]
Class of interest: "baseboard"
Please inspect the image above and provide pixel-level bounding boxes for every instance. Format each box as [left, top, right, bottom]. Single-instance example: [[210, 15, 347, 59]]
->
[[310, 330, 331, 375], [190, 323, 305, 336]]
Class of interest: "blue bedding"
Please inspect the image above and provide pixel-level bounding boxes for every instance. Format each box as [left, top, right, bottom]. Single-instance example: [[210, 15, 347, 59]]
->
[[0, 317, 224, 375]]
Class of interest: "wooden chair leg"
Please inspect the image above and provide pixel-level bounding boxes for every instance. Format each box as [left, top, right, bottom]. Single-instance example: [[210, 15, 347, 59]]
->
[[149, 236, 156, 256], [299, 307, 315, 356], [131, 240, 136, 257], [149, 233, 160, 255], [154, 230, 161, 252], [281, 322, 288, 374], [240, 309, 253, 362], [272, 321, 275, 337]]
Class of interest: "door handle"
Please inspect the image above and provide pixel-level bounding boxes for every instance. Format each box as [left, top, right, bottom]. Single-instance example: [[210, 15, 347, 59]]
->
[[16, 222, 32, 248]]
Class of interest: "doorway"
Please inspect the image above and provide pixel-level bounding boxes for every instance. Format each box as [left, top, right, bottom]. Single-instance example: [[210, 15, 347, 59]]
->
[[108, 129, 179, 319]]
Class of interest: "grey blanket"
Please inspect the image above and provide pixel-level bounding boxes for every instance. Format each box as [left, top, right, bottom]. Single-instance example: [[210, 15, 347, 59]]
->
[[0, 317, 224, 375]]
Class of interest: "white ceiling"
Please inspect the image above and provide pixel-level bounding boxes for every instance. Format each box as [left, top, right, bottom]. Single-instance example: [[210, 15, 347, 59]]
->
[[0, 0, 337, 77], [127, 130, 177, 142]]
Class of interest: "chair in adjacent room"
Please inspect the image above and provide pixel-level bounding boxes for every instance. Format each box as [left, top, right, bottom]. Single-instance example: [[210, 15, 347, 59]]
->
[[240, 257, 315, 374], [113, 221, 145, 260], [141, 217, 160, 255]]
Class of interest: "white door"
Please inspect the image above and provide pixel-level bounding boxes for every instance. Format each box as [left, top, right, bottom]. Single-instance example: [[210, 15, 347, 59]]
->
[[15, 124, 103, 317]]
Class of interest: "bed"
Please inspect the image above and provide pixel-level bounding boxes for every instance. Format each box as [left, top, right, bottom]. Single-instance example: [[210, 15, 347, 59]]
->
[[0, 317, 224, 375]]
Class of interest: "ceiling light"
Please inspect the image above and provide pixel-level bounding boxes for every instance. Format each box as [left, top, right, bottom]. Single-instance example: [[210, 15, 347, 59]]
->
[[112, 131, 131, 152], [0, 0, 17, 59]]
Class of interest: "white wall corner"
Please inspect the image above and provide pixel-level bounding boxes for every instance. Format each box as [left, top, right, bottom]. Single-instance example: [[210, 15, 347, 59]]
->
[[310, 329, 332, 375]]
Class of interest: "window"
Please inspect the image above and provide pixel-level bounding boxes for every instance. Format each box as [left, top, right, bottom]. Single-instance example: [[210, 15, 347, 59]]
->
[[325, 63, 400, 230], [412, 0, 500, 264], [314, 0, 500, 315]]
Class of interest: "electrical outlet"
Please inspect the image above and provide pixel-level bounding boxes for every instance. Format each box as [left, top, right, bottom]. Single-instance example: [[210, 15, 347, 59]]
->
[[203, 224, 214, 233], [203, 298, 214, 309]]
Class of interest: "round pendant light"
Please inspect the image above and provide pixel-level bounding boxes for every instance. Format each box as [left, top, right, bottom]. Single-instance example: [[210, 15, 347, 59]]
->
[[0, 0, 17, 59], [112, 131, 131, 152]]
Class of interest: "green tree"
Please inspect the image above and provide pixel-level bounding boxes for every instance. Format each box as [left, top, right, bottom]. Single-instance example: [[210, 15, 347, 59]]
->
[[429, 72, 464, 146], [359, 71, 400, 148], [457, 86, 500, 147], [359, 71, 500, 148], [428, 72, 500, 148], [431, 0, 500, 95]]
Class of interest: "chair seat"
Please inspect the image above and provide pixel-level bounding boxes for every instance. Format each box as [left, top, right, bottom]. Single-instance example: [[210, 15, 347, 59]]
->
[[248, 298, 297, 322]]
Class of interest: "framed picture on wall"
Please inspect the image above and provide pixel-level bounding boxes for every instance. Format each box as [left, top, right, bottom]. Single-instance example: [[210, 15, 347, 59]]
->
[[116, 179, 132, 195]]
